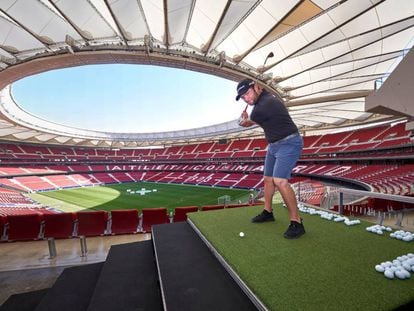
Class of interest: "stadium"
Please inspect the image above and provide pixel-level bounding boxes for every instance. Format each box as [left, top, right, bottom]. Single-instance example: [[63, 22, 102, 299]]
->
[[0, 0, 413, 310]]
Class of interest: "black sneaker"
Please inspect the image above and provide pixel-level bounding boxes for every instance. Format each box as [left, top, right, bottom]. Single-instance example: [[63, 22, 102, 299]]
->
[[251, 210, 275, 223], [284, 220, 305, 239]]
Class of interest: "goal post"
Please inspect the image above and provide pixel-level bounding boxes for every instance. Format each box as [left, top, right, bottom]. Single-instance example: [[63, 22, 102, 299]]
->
[[217, 195, 231, 206]]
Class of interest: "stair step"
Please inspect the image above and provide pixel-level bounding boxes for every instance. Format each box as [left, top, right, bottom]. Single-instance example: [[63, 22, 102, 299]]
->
[[34, 262, 104, 311], [87, 240, 162, 311], [0, 288, 49, 311], [152, 222, 258, 311]]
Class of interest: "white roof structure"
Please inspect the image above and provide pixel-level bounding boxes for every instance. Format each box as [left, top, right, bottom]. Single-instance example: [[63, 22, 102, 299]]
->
[[0, 0, 413, 148]]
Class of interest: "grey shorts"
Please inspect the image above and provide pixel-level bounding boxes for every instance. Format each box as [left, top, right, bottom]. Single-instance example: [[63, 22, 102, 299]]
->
[[264, 133, 303, 179]]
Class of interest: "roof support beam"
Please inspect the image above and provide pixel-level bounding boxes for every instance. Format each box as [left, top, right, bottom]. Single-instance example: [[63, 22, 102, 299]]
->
[[103, 0, 130, 46], [201, 0, 233, 54], [163, 0, 170, 47], [233, 0, 304, 63], [287, 74, 383, 100], [0, 8, 54, 50], [46, 0, 91, 42], [279, 19, 414, 83], [262, 0, 385, 73], [286, 91, 372, 107], [286, 53, 403, 91], [182, 0, 197, 44]]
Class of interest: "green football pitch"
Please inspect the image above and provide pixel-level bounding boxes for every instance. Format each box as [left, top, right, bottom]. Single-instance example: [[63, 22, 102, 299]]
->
[[29, 182, 255, 213]]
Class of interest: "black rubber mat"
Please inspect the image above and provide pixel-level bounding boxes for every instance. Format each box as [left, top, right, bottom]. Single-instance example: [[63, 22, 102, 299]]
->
[[153, 222, 258, 311], [87, 240, 162, 311], [0, 288, 48, 311], [34, 262, 103, 311]]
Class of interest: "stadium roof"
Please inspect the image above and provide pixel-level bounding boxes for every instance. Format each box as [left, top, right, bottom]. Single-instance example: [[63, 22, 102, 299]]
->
[[0, 0, 413, 148]]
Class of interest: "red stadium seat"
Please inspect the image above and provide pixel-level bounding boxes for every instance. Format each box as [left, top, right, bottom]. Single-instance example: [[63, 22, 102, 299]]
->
[[201, 205, 225, 212], [76, 210, 108, 237], [6, 213, 43, 241], [43, 213, 76, 239], [43, 212, 76, 258], [110, 209, 139, 234], [173, 206, 198, 222], [141, 208, 169, 233]]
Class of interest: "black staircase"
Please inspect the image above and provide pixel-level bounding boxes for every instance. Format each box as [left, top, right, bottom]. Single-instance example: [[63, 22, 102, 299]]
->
[[0, 222, 260, 311]]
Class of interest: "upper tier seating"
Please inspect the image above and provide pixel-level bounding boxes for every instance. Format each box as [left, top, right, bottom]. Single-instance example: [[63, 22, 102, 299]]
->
[[228, 139, 252, 151], [0, 121, 411, 162], [0, 207, 55, 216], [193, 142, 214, 153], [374, 122, 409, 140], [248, 138, 267, 150], [302, 135, 322, 148], [49, 147, 76, 155], [294, 164, 414, 195], [341, 124, 389, 144], [0, 189, 34, 205], [0, 160, 412, 196], [44, 175, 80, 188], [210, 141, 232, 152], [110, 172, 136, 183], [164, 145, 183, 155], [316, 132, 352, 146], [13, 176, 56, 191], [0, 143, 25, 154]]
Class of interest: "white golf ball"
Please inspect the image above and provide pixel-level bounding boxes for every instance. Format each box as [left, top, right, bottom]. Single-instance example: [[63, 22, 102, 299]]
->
[[239, 232, 245, 237], [395, 270, 406, 280], [402, 263, 411, 271], [384, 269, 395, 279]]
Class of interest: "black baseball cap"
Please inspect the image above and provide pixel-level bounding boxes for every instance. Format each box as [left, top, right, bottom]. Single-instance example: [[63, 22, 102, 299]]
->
[[235, 78, 254, 101]]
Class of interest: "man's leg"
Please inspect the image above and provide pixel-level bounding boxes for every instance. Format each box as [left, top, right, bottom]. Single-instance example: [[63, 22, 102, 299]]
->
[[251, 176, 276, 223], [273, 177, 305, 238], [273, 177, 300, 222], [263, 176, 275, 212]]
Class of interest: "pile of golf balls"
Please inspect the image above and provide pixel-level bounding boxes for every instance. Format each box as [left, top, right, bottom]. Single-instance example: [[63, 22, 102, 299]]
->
[[390, 230, 414, 242], [366, 224, 393, 235], [375, 253, 414, 280], [343, 219, 361, 226], [298, 205, 360, 226]]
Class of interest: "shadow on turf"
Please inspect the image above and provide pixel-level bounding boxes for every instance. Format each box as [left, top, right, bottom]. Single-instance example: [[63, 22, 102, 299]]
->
[[393, 299, 414, 311]]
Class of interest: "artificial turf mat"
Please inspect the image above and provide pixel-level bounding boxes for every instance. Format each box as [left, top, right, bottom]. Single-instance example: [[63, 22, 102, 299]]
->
[[188, 205, 414, 311], [29, 182, 253, 212]]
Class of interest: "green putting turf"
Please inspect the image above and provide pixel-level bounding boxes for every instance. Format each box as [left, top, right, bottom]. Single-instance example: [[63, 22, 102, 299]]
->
[[188, 205, 414, 311], [29, 182, 255, 212]]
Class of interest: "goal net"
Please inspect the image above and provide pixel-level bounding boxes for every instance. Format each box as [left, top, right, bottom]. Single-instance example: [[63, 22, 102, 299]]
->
[[217, 195, 231, 206]]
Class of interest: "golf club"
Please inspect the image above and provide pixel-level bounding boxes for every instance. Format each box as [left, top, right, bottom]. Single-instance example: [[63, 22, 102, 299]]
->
[[240, 51, 274, 116]]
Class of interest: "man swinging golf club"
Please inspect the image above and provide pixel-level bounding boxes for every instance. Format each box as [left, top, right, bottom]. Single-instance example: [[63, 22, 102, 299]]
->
[[236, 78, 305, 239]]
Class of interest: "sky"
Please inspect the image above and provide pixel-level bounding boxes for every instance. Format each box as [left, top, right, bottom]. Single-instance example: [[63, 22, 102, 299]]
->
[[12, 64, 244, 133]]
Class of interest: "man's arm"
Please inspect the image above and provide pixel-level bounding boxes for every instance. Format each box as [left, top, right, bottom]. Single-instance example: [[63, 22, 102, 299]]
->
[[238, 118, 256, 127], [238, 110, 255, 127]]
